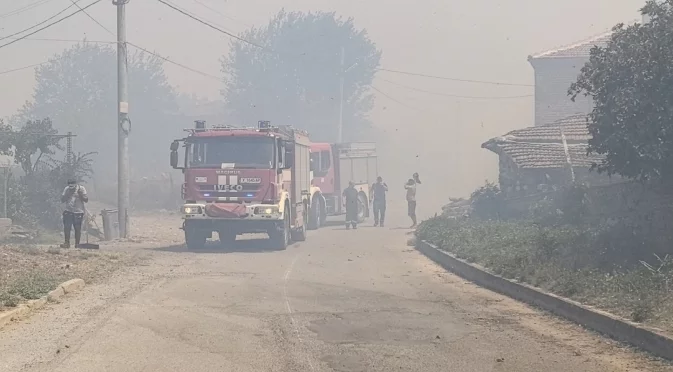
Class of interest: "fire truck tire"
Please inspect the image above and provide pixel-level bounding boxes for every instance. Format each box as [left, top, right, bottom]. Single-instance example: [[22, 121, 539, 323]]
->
[[269, 212, 290, 250], [293, 204, 308, 241], [184, 228, 207, 250], [319, 198, 327, 227], [308, 196, 321, 230]]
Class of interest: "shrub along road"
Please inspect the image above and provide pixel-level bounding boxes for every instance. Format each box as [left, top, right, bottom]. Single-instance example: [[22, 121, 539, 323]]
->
[[416, 215, 673, 336], [0, 209, 671, 371]]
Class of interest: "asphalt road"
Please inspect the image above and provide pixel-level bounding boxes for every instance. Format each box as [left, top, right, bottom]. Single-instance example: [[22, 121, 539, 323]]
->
[[1, 210, 671, 371]]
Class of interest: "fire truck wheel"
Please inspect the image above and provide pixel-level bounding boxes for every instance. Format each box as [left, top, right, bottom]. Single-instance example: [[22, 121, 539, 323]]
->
[[293, 206, 308, 241], [184, 228, 207, 250], [319, 198, 327, 227], [308, 197, 320, 230], [269, 212, 290, 250]]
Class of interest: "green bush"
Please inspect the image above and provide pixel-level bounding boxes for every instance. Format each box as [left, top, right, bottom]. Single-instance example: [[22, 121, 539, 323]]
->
[[469, 181, 504, 220], [415, 215, 673, 326], [6, 152, 95, 229]]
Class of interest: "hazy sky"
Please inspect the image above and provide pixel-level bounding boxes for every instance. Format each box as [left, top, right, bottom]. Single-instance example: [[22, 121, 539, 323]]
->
[[0, 0, 646, 207]]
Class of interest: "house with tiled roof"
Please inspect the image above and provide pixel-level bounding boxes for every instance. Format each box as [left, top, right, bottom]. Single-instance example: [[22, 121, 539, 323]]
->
[[528, 31, 612, 126], [482, 114, 616, 195]]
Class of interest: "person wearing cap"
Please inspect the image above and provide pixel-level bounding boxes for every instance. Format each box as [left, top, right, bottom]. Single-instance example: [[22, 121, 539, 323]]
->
[[342, 181, 359, 229], [370, 176, 388, 227], [60, 179, 88, 248]]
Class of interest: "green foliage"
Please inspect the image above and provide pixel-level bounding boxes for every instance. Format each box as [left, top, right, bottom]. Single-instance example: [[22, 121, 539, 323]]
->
[[0, 118, 62, 175], [0, 119, 11, 154], [569, 0, 673, 182], [416, 216, 673, 325], [469, 181, 504, 220], [6, 152, 96, 228], [14, 42, 180, 180], [0, 115, 95, 228], [529, 183, 589, 226], [222, 10, 381, 142]]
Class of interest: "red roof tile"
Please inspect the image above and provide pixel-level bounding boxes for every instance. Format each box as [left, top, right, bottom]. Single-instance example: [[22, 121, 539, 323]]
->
[[487, 141, 602, 169], [499, 114, 591, 143], [482, 114, 603, 169]]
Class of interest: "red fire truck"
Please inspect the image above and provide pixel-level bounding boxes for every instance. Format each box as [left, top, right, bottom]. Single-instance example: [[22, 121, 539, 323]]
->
[[308, 142, 378, 228], [170, 120, 312, 250]]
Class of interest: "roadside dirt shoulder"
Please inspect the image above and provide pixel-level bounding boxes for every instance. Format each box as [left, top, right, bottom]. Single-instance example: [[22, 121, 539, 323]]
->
[[406, 244, 673, 371]]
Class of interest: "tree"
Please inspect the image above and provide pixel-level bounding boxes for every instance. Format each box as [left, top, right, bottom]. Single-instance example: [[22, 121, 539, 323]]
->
[[0, 117, 95, 228], [221, 10, 381, 142], [0, 118, 62, 175], [14, 42, 181, 182], [569, 0, 673, 182]]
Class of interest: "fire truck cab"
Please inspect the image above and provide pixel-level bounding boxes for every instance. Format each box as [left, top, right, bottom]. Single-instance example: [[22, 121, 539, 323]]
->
[[170, 120, 312, 250]]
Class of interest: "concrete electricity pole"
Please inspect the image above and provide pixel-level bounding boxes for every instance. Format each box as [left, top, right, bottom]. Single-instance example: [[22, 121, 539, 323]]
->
[[115, 0, 130, 238]]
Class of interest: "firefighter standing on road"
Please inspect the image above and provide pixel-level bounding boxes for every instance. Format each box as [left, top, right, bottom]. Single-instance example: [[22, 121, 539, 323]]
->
[[370, 176, 388, 227], [343, 181, 359, 229]]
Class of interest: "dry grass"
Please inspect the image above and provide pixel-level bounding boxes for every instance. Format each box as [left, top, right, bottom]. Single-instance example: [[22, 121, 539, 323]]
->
[[0, 244, 134, 310], [416, 216, 673, 336]]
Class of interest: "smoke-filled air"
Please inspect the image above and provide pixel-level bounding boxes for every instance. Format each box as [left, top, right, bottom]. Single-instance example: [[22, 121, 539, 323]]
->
[[2, 1, 673, 371]]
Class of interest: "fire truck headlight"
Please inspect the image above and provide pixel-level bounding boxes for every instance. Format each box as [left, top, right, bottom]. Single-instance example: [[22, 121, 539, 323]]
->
[[183, 206, 202, 214], [255, 206, 279, 215]]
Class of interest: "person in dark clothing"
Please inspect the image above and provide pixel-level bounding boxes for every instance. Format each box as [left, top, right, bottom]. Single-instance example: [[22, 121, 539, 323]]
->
[[370, 176, 388, 227], [342, 181, 359, 229], [61, 179, 88, 248]]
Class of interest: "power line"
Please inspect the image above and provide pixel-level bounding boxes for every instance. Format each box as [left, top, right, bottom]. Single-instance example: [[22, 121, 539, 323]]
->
[[0, 0, 82, 42], [0, 0, 105, 51], [192, 0, 251, 28], [376, 68, 534, 87], [370, 85, 427, 112], [379, 78, 533, 100], [128, 42, 222, 81], [0, 39, 220, 81], [0, 0, 56, 20], [69, 0, 223, 81], [67, 0, 114, 35], [0, 62, 47, 76], [5, 36, 116, 43], [155, 0, 269, 51]]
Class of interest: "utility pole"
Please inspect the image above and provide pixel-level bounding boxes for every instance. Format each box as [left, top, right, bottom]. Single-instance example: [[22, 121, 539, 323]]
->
[[115, 0, 130, 238], [338, 46, 345, 144], [66, 131, 73, 164]]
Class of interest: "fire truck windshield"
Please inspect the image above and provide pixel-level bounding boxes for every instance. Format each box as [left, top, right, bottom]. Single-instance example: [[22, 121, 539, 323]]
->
[[187, 137, 275, 168]]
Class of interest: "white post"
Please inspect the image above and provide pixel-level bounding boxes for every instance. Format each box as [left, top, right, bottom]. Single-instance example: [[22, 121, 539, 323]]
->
[[116, 0, 130, 238], [560, 128, 575, 183]]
